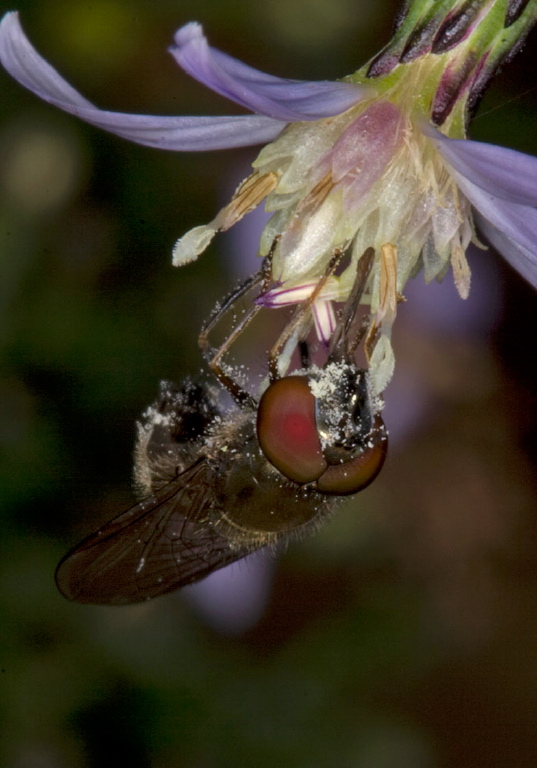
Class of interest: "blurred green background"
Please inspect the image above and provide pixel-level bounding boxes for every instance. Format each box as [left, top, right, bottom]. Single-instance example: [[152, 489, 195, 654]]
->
[[2, 0, 537, 766]]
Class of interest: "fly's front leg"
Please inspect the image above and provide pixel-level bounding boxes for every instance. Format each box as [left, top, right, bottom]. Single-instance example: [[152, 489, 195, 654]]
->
[[327, 247, 374, 364], [199, 273, 263, 407], [198, 246, 275, 407]]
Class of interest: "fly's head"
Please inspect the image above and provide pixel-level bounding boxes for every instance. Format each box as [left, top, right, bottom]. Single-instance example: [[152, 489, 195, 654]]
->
[[256, 364, 387, 497]]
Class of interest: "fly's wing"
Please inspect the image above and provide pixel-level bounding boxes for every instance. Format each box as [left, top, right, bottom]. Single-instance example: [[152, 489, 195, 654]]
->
[[55, 461, 257, 605]]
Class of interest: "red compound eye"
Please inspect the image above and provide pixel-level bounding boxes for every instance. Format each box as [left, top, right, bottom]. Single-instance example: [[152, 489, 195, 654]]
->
[[257, 376, 328, 484], [316, 416, 388, 496]]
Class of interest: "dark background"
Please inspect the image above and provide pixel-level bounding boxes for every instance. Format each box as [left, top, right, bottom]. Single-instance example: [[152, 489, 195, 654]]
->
[[1, 0, 537, 766]]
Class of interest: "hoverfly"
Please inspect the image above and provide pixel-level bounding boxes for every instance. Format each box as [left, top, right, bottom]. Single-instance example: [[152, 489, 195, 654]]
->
[[56, 248, 388, 604]]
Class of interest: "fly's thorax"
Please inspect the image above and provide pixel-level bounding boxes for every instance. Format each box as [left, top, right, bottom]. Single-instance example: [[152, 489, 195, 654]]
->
[[208, 408, 336, 544], [133, 379, 219, 496]]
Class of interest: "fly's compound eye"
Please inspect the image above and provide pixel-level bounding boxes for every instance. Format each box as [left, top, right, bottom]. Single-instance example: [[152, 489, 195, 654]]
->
[[257, 376, 328, 484], [257, 376, 388, 495], [315, 415, 387, 496]]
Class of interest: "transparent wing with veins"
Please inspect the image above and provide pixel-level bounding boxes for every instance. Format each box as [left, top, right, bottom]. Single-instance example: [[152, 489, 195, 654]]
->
[[55, 460, 257, 605]]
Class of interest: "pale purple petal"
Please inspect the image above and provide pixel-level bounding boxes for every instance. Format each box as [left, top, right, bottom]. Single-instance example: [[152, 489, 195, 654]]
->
[[0, 12, 286, 150], [474, 212, 537, 287], [455, 171, 537, 287], [170, 22, 369, 122], [257, 278, 341, 307], [257, 283, 315, 307], [423, 122, 537, 207], [313, 299, 337, 344]]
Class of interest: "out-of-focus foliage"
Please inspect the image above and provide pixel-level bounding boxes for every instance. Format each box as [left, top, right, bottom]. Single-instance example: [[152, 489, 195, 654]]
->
[[1, 1, 537, 766]]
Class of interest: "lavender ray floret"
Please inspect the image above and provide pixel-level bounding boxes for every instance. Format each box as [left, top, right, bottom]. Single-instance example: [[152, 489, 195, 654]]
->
[[170, 22, 368, 122]]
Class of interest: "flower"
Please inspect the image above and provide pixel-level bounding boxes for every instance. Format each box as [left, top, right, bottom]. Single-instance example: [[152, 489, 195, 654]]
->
[[1, 8, 537, 394]]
